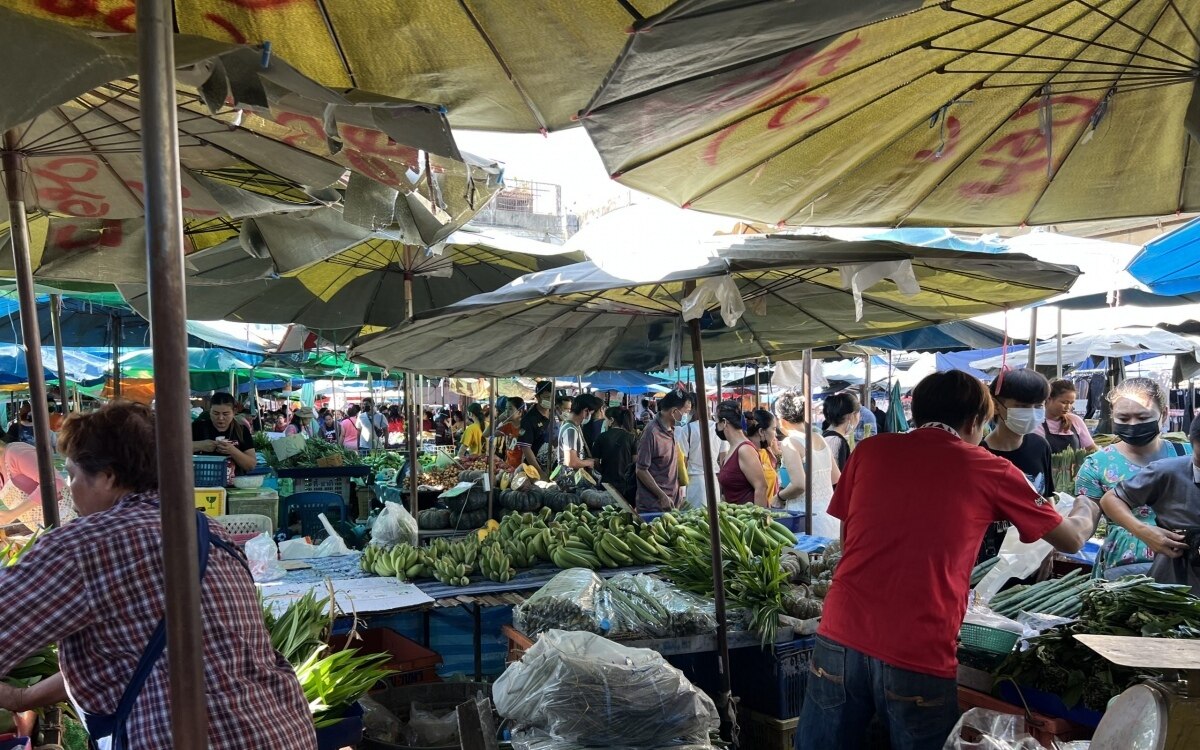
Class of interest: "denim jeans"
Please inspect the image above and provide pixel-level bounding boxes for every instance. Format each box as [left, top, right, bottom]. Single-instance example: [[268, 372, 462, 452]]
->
[[795, 636, 960, 750]]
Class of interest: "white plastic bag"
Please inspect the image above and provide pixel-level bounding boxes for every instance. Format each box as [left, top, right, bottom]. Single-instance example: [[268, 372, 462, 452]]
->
[[314, 513, 352, 557], [942, 708, 1044, 750], [369, 500, 418, 548], [245, 532, 286, 582], [975, 493, 1075, 604]]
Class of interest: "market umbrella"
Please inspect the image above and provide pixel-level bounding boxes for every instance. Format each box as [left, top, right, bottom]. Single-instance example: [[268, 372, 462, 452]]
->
[[0, 344, 109, 385], [5, 1, 671, 133], [884, 380, 910, 434], [117, 224, 578, 338], [116, 346, 262, 392], [969, 327, 1200, 369], [350, 235, 1082, 377], [580, 0, 1200, 227], [1127, 216, 1200, 295]]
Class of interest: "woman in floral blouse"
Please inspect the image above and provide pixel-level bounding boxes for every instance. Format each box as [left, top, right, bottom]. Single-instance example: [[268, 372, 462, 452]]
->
[[1075, 378, 1189, 579]]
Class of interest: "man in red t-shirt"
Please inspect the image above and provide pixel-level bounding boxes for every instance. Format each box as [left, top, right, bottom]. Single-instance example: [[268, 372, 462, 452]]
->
[[796, 370, 1099, 750]]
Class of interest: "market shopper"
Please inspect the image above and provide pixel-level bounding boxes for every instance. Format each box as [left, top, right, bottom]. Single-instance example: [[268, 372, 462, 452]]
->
[[192, 392, 257, 473], [1078, 378, 1190, 579], [495, 397, 526, 469], [1099, 416, 1200, 594], [518, 382, 554, 477], [0, 402, 317, 749], [979, 369, 1055, 562], [594, 406, 638, 501], [0, 441, 72, 529], [634, 389, 687, 511], [559, 394, 601, 472], [747, 409, 780, 498], [458, 402, 487, 458], [774, 388, 840, 532], [796, 370, 1098, 750], [282, 406, 316, 439], [822, 393, 859, 470], [357, 398, 388, 451], [715, 400, 768, 507], [1037, 378, 1097, 454], [340, 405, 361, 452], [318, 409, 343, 445], [677, 394, 724, 509], [871, 399, 889, 433]]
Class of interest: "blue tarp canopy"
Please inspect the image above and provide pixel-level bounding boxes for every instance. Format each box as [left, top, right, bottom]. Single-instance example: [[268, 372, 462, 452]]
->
[[856, 321, 1008, 352], [0, 344, 109, 385], [862, 228, 1009, 254], [582, 370, 667, 393], [0, 296, 265, 355], [1128, 218, 1200, 295], [935, 345, 1028, 378]]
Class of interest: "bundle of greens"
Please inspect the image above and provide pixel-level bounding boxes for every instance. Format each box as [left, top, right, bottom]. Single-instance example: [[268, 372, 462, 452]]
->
[[271, 438, 363, 470], [996, 576, 1200, 709], [261, 590, 331, 664]]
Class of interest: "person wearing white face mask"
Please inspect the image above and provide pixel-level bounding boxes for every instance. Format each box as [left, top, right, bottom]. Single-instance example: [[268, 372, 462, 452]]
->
[[980, 368, 1055, 564]]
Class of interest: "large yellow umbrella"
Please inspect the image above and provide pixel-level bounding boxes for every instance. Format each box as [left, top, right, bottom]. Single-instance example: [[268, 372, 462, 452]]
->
[[6, 0, 671, 133], [580, 0, 1200, 227]]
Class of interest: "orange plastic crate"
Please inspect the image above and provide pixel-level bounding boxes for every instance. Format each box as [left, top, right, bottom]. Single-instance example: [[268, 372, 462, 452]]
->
[[957, 687, 1092, 748], [329, 628, 442, 687]]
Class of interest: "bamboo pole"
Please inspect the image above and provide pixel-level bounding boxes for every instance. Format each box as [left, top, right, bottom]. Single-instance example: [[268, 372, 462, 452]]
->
[[1, 131, 59, 528], [49, 295, 69, 411], [136, 0, 208, 744], [405, 372, 420, 519], [487, 378, 497, 520]]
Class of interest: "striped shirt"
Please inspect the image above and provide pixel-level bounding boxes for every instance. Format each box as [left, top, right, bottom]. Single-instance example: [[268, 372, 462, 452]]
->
[[0, 492, 316, 749]]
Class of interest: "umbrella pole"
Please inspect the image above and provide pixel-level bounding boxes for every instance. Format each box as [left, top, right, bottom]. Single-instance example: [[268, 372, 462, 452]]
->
[[487, 378, 497, 520], [686, 314, 733, 740], [112, 314, 122, 398], [754, 360, 761, 409], [404, 272, 415, 321], [50, 295, 69, 411], [1056, 308, 1063, 378], [136, 0, 208, 746], [1, 131, 60, 528], [405, 372, 419, 520], [1027, 307, 1038, 369], [862, 355, 871, 413], [802, 350, 814, 536]]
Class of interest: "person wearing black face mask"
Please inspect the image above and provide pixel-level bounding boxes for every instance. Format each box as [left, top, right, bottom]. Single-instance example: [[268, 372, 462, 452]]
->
[[1076, 377, 1190, 580], [559, 394, 601, 472]]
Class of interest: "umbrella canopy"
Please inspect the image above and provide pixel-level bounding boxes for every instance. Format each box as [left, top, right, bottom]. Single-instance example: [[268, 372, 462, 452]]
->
[[6, 1, 670, 133], [969, 327, 1200, 369], [854, 320, 1009, 352], [117, 225, 577, 339], [0, 344, 109, 385], [581, 1, 1200, 227], [0, 10, 500, 243], [351, 235, 1081, 376], [885, 380, 910, 434], [116, 347, 260, 378], [1127, 217, 1200, 296], [582, 370, 670, 392]]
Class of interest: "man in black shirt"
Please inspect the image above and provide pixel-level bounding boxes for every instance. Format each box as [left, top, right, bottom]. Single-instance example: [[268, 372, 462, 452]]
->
[[192, 392, 257, 473], [518, 382, 553, 477]]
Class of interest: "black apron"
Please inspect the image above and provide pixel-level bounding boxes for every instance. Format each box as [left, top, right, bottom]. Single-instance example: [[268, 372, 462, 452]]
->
[[1042, 419, 1081, 454], [79, 511, 246, 750]]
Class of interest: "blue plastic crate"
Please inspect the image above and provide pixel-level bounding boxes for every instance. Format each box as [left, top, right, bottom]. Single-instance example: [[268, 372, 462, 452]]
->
[[770, 511, 806, 533], [279, 491, 347, 539], [314, 701, 363, 750], [732, 636, 816, 720], [193, 456, 229, 488], [998, 682, 1104, 728]]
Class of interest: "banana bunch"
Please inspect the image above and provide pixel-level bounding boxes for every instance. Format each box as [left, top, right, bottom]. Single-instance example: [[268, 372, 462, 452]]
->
[[432, 556, 473, 586], [501, 525, 545, 568], [549, 536, 602, 569], [3, 645, 57, 688], [361, 543, 426, 579], [479, 545, 516, 583]]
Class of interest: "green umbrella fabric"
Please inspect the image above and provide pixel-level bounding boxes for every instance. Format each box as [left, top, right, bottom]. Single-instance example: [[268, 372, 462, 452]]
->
[[351, 234, 1081, 377], [581, 0, 1200, 227], [2, 1, 671, 133], [885, 380, 909, 433], [117, 347, 259, 378]]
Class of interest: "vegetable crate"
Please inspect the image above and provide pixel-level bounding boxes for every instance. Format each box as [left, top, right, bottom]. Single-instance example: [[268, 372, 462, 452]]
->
[[958, 688, 1093, 748], [193, 456, 229, 487], [731, 636, 816, 720], [277, 467, 371, 506], [225, 489, 279, 525], [736, 709, 797, 750], [329, 628, 442, 687]]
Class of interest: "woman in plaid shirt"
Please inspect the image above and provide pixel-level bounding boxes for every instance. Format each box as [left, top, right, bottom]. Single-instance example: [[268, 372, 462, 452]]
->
[[0, 402, 316, 749]]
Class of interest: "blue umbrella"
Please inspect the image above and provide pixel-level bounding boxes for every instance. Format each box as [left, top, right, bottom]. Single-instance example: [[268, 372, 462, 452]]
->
[[1128, 218, 1200, 296], [582, 370, 668, 392], [856, 321, 1008, 353], [862, 228, 1009, 254]]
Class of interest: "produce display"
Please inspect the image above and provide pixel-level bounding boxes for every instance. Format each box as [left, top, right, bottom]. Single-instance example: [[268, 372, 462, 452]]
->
[[987, 569, 1093, 619], [363, 451, 405, 476], [997, 576, 1200, 709], [1, 535, 59, 692], [255, 431, 363, 469], [260, 593, 395, 728]]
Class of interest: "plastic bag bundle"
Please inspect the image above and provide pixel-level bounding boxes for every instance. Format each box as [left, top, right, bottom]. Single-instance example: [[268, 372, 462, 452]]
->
[[942, 708, 1045, 750], [494, 630, 718, 747], [244, 533, 285, 582], [510, 728, 714, 750], [605, 574, 717, 639], [370, 501, 418, 548], [513, 569, 610, 636]]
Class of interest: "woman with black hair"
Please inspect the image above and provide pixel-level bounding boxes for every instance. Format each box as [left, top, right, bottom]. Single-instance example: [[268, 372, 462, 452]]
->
[[822, 392, 860, 471], [192, 392, 257, 473], [981, 368, 1056, 562], [594, 406, 639, 500], [746, 409, 780, 499], [715, 401, 768, 506]]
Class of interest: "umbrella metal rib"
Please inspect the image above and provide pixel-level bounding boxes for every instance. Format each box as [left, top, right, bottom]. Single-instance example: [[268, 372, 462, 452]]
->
[[456, 0, 550, 133]]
